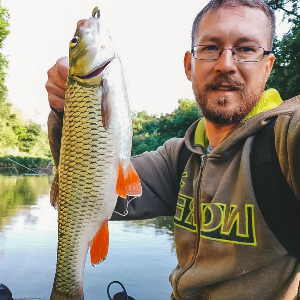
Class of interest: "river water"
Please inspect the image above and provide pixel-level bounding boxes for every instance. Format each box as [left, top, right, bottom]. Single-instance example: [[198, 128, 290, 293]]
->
[[0, 175, 177, 299]]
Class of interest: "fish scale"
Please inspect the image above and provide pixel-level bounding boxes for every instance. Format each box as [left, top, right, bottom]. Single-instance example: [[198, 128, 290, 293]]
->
[[52, 82, 117, 295]]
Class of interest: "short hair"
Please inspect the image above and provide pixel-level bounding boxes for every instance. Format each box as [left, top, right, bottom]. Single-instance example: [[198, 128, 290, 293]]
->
[[191, 0, 276, 49]]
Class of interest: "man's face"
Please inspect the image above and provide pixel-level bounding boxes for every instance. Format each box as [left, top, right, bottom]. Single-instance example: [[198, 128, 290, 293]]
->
[[184, 6, 275, 125]]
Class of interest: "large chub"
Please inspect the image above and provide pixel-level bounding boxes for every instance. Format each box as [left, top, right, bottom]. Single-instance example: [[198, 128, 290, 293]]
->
[[50, 6, 141, 299]]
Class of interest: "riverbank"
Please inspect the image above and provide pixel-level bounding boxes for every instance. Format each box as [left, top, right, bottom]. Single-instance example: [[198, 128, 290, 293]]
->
[[0, 155, 53, 175]]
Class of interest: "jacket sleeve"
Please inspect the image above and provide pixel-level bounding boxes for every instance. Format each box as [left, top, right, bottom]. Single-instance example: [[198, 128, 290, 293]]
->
[[47, 110, 185, 220], [48, 110, 64, 168], [112, 138, 185, 220], [275, 100, 300, 201]]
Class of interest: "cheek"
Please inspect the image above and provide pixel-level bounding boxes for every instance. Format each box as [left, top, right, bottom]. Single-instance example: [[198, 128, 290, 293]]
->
[[192, 63, 213, 85], [239, 64, 268, 88]]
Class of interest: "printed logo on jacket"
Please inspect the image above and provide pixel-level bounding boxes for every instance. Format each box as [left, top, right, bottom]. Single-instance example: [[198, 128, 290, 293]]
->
[[175, 172, 257, 246]]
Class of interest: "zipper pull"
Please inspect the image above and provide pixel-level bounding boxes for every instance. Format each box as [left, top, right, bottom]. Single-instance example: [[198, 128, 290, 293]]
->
[[201, 154, 206, 168]]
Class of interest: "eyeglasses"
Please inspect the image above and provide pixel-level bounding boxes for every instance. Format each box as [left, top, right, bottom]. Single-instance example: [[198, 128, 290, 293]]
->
[[191, 45, 272, 62]]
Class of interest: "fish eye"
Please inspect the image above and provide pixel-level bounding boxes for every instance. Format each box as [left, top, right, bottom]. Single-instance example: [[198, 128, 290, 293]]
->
[[70, 36, 79, 48]]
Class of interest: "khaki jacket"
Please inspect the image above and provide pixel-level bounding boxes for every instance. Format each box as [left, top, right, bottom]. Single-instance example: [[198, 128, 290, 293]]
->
[[48, 90, 300, 300]]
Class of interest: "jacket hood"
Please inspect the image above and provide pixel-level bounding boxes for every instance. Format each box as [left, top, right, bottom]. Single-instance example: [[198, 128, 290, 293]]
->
[[185, 89, 300, 156]]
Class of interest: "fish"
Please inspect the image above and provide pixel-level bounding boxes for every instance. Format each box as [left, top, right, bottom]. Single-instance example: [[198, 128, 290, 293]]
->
[[50, 7, 142, 299]]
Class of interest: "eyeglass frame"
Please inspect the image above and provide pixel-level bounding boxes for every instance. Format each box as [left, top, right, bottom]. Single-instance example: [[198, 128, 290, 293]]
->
[[191, 45, 272, 63]]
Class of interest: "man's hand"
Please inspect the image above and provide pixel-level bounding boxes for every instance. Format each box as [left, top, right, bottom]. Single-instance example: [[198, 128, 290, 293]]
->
[[45, 56, 69, 111]]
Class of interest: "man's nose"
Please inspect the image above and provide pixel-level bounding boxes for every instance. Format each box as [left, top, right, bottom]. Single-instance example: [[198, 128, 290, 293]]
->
[[215, 49, 237, 74], [77, 19, 92, 28]]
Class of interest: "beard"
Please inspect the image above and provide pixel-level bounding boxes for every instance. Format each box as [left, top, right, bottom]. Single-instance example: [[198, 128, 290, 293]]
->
[[194, 74, 265, 125]]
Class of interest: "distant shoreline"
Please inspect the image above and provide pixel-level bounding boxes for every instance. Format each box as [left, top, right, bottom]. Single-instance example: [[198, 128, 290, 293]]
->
[[0, 155, 53, 175]]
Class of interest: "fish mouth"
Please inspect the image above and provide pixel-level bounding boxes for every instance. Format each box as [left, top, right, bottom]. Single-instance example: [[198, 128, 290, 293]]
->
[[76, 60, 111, 79]]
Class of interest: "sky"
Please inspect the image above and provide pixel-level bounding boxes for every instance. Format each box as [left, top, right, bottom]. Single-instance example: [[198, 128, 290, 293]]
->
[[1, 0, 210, 129], [1, 0, 291, 129]]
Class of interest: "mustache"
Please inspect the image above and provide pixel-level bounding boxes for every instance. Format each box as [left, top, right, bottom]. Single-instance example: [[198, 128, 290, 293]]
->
[[205, 74, 245, 90]]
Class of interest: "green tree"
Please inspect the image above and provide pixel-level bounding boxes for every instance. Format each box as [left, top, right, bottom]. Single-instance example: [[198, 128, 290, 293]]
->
[[17, 121, 43, 153], [0, 4, 12, 150], [157, 99, 200, 141], [266, 0, 300, 99], [0, 4, 9, 105], [132, 99, 200, 156]]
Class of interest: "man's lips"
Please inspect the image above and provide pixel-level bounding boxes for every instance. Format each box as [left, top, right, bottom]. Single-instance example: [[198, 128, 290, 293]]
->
[[76, 61, 111, 79], [210, 85, 238, 91]]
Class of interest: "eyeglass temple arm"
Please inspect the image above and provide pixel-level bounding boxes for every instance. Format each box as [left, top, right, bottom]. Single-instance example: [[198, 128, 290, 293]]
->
[[264, 50, 272, 56]]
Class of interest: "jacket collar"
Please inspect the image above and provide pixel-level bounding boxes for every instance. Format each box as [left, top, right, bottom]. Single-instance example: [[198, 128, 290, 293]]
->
[[192, 88, 283, 150]]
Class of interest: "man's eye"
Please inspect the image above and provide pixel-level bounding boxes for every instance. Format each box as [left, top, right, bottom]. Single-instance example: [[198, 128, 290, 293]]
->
[[236, 46, 256, 53], [201, 45, 219, 52]]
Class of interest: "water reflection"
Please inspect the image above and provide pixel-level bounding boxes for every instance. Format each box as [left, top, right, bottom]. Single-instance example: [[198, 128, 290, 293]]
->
[[0, 175, 53, 231], [0, 175, 177, 299]]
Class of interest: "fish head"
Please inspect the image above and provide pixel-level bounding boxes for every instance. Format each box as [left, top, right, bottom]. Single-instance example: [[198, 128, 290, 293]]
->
[[68, 7, 115, 85]]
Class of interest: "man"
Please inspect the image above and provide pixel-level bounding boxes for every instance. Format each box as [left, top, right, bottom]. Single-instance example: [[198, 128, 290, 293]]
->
[[46, 0, 300, 299]]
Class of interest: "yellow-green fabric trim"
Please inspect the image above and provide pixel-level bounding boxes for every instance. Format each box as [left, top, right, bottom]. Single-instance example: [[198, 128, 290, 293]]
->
[[194, 118, 209, 149], [194, 89, 283, 148], [243, 88, 282, 120]]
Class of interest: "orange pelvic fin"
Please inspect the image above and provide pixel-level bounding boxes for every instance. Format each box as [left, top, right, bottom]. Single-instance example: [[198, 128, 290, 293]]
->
[[125, 163, 142, 197], [116, 162, 127, 199], [116, 161, 142, 199], [90, 220, 109, 266]]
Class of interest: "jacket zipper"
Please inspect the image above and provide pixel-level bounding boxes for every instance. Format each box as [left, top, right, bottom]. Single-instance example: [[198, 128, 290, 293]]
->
[[174, 153, 207, 300]]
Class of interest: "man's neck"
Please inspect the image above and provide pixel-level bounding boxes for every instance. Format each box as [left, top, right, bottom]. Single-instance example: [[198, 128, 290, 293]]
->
[[205, 119, 237, 148]]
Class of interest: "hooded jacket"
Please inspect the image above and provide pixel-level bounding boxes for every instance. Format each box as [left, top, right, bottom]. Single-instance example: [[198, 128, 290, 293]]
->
[[48, 89, 300, 300]]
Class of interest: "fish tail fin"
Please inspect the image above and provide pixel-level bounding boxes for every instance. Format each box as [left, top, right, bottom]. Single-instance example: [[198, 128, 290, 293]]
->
[[125, 163, 142, 197], [50, 171, 59, 209], [90, 220, 109, 265]]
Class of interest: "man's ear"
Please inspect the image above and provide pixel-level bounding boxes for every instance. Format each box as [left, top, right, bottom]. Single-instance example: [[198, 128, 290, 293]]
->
[[265, 53, 275, 78], [184, 51, 192, 81]]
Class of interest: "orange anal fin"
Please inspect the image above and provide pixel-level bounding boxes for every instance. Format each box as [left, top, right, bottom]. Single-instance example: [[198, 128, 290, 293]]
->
[[90, 220, 109, 266], [125, 163, 142, 197], [116, 162, 127, 199]]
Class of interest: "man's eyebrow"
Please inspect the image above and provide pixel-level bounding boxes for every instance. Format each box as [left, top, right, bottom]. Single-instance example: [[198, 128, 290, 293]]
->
[[197, 36, 222, 44], [235, 36, 262, 45], [197, 35, 262, 46]]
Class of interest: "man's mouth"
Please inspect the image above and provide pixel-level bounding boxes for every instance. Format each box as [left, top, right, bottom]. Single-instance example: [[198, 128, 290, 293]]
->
[[211, 85, 237, 91], [77, 61, 111, 79]]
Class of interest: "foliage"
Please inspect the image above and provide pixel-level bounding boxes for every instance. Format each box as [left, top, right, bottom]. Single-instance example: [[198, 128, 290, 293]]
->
[[132, 99, 200, 156], [0, 4, 9, 105], [16, 121, 42, 153], [0, 3, 51, 166], [267, 0, 299, 20], [266, 0, 300, 99], [0, 155, 52, 175]]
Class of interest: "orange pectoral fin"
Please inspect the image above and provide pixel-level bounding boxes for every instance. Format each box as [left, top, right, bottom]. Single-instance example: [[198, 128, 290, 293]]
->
[[116, 162, 127, 199], [90, 220, 109, 266], [125, 163, 142, 197]]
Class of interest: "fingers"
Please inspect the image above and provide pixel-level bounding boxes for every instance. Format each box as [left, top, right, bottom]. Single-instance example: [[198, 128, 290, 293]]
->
[[46, 56, 69, 111], [46, 80, 66, 110]]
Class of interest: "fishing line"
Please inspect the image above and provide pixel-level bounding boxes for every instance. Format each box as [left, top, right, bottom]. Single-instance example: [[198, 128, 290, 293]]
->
[[7, 156, 136, 216], [113, 197, 137, 217], [6, 157, 42, 175], [51, 177, 135, 217]]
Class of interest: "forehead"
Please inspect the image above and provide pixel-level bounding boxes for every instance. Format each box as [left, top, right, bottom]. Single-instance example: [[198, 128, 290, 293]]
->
[[195, 6, 271, 47]]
